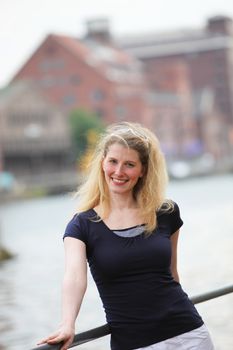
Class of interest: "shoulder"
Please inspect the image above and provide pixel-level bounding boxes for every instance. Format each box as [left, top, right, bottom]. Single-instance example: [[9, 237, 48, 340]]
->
[[69, 208, 98, 223], [157, 200, 183, 235], [157, 200, 180, 216], [76, 209, 96, 221], [64, 209, 96, 242]]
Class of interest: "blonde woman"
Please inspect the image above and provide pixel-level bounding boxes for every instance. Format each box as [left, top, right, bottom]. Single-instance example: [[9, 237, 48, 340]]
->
[[38, 122, 214, 350]]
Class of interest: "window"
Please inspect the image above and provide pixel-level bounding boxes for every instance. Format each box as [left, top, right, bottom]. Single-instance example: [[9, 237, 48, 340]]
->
[[90, 89, 105, 102], [8, 111, 49, 126], [62, 94, 76, 106], [115, 105, 127, 120], [70, 75, 82, 85], [40, 75, 56, 87], [39, 58, 65, 72]]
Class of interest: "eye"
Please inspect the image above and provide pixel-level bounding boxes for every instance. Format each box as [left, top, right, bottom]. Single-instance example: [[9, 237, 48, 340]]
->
[[126, 162, 135, 168], [109, 159, 117, 164]]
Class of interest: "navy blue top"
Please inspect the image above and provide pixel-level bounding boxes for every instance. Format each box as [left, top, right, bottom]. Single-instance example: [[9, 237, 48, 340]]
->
[[63, 202, 203, 350]]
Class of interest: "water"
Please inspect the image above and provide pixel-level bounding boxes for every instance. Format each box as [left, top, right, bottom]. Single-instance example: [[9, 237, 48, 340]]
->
[[0, 175, 232, 350]]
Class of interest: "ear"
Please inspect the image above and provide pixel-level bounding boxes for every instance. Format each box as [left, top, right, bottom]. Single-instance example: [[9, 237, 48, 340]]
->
[[139, 166, 145, 178]]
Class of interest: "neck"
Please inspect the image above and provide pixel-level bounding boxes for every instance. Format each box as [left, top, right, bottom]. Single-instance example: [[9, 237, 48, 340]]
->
[[109, 193, 137, 210]]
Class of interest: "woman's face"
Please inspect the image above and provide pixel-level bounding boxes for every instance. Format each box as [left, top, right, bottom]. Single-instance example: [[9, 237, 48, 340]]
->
[[102, 143, 144, 197]]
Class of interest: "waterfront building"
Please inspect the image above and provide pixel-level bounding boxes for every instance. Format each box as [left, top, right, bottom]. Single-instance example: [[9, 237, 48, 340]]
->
[[1, 16, 232, 179], [0, 81, 71, 177]]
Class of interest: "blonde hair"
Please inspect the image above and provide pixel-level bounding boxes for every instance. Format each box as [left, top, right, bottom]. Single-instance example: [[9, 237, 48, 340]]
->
[[76, 121, 173, 233]]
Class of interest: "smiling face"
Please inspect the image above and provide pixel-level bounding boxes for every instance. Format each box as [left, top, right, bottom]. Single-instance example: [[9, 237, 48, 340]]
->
[[102, 143, 144, 198]]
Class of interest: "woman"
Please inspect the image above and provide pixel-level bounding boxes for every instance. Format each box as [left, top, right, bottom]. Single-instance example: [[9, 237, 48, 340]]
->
[[38, 122, 214, 350]]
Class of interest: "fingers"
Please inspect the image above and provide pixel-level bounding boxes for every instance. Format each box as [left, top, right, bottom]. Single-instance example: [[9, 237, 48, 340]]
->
[[60, 338, 73, 350], [37, 326, 74, 350], [43, 335, 72, 350], [47, 334, 65, 344], [37, 331, 60, 345], [37, 332, 74, 350]]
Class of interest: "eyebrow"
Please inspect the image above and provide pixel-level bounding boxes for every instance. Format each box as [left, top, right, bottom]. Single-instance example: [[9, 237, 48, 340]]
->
[[108, 157, 137, 164]]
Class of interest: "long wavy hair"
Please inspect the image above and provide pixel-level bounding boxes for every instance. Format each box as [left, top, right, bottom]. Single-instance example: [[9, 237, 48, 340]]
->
[[76, 121, 173, 233]]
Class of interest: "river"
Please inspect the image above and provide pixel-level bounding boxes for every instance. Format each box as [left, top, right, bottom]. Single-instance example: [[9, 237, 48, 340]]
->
[[0, 174, 232, 350]]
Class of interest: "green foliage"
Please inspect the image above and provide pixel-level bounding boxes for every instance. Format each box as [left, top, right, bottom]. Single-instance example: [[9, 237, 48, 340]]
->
[[69, 109, 105, 161]]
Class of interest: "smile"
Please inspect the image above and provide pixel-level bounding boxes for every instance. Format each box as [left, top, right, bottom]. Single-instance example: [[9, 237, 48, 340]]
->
[[111, 178, 128, 184]]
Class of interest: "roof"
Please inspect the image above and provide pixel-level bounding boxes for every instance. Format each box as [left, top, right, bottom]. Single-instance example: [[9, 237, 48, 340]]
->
[[51, 34, 145, 84], [117, 28, 233, 58]]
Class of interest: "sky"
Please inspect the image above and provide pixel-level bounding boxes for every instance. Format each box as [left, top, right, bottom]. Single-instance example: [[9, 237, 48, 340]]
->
[[1, 0, 233, 88]]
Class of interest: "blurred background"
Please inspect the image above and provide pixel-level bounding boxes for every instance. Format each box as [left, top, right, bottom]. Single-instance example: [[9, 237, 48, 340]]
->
[[0, 1, 233, 349]]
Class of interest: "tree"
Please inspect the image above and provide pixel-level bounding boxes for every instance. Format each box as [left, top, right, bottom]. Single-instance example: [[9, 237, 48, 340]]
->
[[69, 109, 105, 166]]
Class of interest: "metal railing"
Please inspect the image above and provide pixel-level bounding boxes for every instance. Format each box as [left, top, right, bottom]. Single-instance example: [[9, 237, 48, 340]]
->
[[32, 284, 233, 350]]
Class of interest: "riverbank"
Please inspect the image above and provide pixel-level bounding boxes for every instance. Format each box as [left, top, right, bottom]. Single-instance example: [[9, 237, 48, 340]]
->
[[0, 223, 14, 261], [0, 187, 49, 203], [0, 244, 14, 261], [1, 168, 232, 204], [0, 170, 81, 204]]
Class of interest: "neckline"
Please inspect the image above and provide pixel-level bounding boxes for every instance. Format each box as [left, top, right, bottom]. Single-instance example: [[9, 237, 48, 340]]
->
[[113, 225, 145, 232], [90, 208, 145, 235]]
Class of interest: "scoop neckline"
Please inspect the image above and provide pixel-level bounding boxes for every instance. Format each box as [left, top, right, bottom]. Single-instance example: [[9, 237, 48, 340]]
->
[[90, 208, 145, 234]]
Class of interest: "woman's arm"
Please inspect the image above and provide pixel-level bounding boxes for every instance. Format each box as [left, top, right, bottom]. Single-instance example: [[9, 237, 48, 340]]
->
[[61, 237, 87, 328], [170, 229, 180, 283], [38, 237, 87, 350]]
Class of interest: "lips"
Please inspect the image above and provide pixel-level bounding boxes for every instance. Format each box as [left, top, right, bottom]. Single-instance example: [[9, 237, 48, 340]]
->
[[111, 178, 128, 184]]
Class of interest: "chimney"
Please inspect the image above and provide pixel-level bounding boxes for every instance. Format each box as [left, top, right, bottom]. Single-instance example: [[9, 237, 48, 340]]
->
[[207, 15, 233, 35], [84, 18, 112, 43]]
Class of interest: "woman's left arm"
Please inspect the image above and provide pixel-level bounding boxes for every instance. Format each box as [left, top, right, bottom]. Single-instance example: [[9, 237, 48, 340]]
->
[[170, 229, 180, 283]]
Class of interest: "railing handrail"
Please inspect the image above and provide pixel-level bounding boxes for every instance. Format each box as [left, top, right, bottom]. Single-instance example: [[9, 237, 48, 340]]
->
[[32, 284, 233, 350]]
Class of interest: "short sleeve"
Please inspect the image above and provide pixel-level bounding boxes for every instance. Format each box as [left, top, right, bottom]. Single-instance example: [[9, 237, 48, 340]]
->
[[170, 202, 183, 235], [63, 214, 87, 244]]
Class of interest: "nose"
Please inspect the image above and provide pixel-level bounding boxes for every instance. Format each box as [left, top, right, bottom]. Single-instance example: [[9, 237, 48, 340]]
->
[[114, 163, 124, 175]]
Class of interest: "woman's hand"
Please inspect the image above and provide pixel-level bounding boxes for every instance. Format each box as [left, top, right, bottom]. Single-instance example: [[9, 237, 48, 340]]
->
[[37, 325, 75, 350]]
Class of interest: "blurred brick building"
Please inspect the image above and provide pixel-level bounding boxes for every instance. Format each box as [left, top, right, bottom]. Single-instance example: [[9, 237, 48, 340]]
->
[[119, 16, 233, 122], [12, 19, 149, 125], [1, 19, 151, 177], [118, 15, 233, 161], [1, 16, 232, 178], [0, 81, 71, 177]]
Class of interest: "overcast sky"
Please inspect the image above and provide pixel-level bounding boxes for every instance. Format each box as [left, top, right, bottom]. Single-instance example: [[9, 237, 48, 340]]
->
[[1, 0, 233, 88]]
